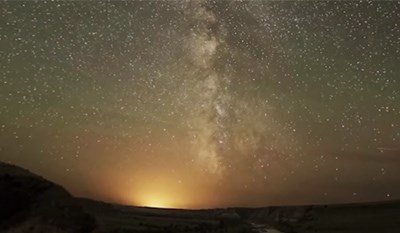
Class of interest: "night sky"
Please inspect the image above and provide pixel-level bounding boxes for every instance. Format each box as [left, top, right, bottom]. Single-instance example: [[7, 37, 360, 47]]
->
[[1, 1, 400, 209]]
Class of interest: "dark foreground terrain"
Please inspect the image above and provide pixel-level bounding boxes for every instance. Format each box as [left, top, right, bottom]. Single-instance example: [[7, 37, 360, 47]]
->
[[1, 162, 399, 233]]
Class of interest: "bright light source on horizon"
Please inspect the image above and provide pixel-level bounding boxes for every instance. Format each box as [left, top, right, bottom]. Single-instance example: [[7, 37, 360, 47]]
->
[[140, 194, 175, 208]]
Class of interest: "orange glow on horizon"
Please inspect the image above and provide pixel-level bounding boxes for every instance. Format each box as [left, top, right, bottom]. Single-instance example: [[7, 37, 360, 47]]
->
[[139, 193, 177, 208], [130, 186, 190, 209], [122, 172, 193, 209], [110, 154, 226, 209], [117, 167, 223, 209]]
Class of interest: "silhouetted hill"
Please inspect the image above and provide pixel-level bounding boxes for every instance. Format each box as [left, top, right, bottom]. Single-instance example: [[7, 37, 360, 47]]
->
[[0, 162, 247, 233], [0, 162, 96, 233], [1, 162, 400, 233]]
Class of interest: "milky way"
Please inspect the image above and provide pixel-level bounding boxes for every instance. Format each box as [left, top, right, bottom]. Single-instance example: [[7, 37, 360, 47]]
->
[[1, 1, 400, 208], [182, 0, 227, 174]]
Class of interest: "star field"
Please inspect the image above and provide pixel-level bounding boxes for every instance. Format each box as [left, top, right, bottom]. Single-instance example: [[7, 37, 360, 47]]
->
[[1, 1, 400, 208]]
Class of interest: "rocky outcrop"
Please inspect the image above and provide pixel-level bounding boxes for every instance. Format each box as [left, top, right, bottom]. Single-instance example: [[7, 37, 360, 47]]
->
[[0, 162, 96, 233]]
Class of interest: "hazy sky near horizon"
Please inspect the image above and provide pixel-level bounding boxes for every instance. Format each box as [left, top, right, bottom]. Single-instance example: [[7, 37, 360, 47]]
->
[[1, 0, 400, 208]]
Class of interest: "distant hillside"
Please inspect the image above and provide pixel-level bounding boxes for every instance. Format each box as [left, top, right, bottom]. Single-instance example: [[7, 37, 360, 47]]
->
[[235, 200, 400, 233], [0, 162, 96, 233]]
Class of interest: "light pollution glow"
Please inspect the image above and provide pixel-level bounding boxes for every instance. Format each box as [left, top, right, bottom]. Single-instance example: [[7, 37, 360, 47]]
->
[[1, 0, 400, 209]]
